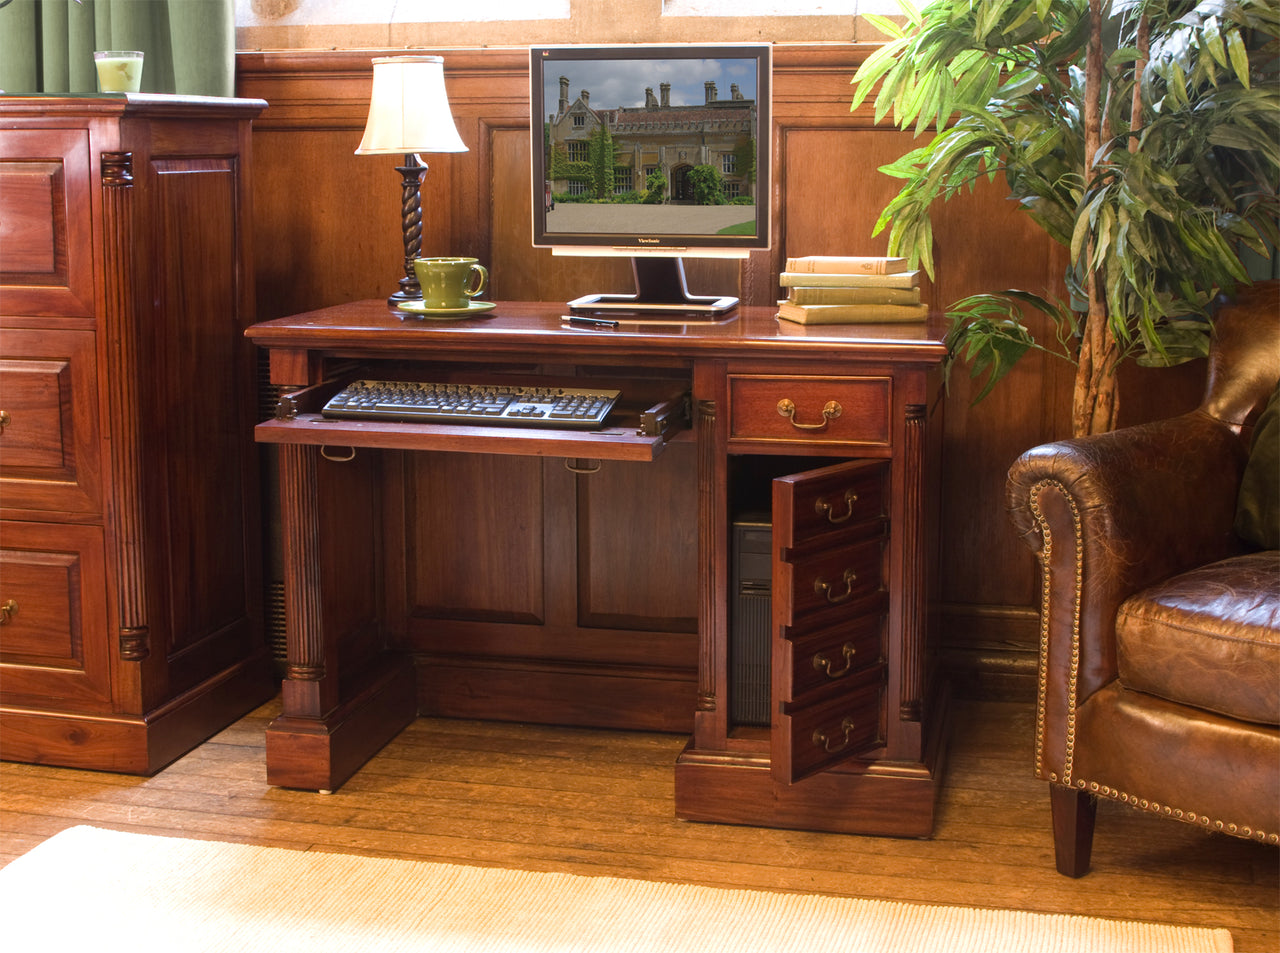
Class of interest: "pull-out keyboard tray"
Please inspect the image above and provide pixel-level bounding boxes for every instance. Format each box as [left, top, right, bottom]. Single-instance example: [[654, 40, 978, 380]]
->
[[322, 380, 621, 430]]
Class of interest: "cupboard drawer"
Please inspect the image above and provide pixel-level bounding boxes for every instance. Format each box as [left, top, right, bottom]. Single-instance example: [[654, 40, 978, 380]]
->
[[728, 375, 891, 448], [0, 130, 97, 319], [779, 537, 885, 629], [0, 520, 114, 713], [782, 460, 888, 549], [775, 671, 884, 782], [779, 612, 886, 706], [0, 328, 101, 516]]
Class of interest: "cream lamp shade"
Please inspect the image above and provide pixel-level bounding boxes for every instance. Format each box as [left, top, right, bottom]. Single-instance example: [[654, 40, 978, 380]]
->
[[356, 55, 468, 156]]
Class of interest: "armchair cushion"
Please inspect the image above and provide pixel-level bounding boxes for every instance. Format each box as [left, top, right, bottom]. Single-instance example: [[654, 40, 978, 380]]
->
[[1116, 550, 1280, 726]]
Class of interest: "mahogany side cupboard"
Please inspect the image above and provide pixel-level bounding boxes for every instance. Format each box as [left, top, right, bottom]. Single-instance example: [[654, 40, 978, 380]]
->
[[250, 300, 948, 836], [0, 96, 273, 772]]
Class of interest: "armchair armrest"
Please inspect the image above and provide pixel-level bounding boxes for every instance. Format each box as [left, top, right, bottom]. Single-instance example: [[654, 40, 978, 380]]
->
[[1006, 410, 1249, 780]]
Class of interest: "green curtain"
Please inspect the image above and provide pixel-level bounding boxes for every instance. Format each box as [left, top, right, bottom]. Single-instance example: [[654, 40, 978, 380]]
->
[[0, 0, 234, 97]]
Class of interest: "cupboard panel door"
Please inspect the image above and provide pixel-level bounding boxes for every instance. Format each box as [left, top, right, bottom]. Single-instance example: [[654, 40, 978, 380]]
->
[[577, 446, 699, 633], [404, 452, 546, 623], [0, 520, 113, 713], [141, 159, 261, 681], [771, 459, 889, 784]]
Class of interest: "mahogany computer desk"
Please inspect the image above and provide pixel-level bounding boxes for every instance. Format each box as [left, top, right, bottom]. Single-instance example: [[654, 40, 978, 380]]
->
[[247, 300, 948, 837]]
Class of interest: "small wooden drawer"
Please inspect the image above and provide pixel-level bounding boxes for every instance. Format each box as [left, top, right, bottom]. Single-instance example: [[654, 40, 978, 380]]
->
[[775, 671, 884, 782], [779, 612, 886, 706], [779, 537, 885, 628], [0, 520, 113, 713], [0, 328, 101, 516], [728, 375, 891, 448], [0, 131, 97, 319], [781, 460, 888, 550]]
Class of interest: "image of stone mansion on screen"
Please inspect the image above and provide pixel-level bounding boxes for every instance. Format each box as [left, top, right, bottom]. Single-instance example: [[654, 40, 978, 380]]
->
[[544, 73, 759, 205]]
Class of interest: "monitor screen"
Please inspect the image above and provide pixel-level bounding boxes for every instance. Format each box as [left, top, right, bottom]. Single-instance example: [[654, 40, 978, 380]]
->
[[530, 44, 772, 315]]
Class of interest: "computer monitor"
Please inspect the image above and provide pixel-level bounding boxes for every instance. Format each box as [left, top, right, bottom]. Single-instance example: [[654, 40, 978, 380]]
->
[[530, 43, 772, 317]]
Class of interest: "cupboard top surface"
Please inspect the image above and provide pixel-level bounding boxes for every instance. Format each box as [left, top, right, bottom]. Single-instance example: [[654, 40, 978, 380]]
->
[[246, 300, 949, 366], [0, 94, 267, 121]]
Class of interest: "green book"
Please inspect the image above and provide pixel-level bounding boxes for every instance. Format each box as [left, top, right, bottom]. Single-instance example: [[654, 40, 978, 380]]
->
[[786, 285, 921, 306], [779, 270, 921, 289]]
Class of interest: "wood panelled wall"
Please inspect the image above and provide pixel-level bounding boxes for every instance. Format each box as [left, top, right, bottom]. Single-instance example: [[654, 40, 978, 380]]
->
[[235, 45, 1205, 696]]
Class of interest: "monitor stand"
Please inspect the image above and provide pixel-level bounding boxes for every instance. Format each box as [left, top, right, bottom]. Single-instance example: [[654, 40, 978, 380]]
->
[[567, 257, 738, 318]]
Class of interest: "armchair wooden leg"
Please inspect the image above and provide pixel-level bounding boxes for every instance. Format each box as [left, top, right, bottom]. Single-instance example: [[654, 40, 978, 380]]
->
[[1049, 783, 1097, 877]]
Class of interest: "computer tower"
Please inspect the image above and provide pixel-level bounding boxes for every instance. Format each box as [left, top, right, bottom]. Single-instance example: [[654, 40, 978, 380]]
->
[[730, 516, 772, 727]]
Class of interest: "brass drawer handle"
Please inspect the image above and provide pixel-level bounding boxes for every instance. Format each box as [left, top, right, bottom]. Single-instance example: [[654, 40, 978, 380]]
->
[[812, 716, 856, 753], [813, 641, 857, 678], [0, 599, 17, 625], [0, 410, 9, 434], [814, 488, 858, 523], [814, 567, 857, 604], [777, 398, 841, 431]]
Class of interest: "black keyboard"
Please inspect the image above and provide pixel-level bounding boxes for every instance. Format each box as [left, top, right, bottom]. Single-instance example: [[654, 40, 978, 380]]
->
[[321, 380, 621, 430]]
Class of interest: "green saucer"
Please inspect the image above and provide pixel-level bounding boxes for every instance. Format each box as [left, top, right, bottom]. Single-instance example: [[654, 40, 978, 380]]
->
[[395, 299, 497, 319]]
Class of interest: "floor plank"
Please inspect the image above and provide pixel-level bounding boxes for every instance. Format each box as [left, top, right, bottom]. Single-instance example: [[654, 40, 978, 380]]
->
[[1, 698, 1275, 950]]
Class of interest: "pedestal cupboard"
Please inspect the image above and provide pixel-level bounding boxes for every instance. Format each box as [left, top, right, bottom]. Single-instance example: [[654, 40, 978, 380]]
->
[[0, 95, 273, 773]]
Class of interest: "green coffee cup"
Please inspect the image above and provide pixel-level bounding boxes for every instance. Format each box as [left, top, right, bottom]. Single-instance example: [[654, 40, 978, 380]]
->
[[413, 257, 488, 310]]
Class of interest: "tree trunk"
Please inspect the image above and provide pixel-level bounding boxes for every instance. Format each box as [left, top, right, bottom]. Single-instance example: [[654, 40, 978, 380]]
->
[[1073, 307, 1121, 437], [1074, 0, 1121, 437]]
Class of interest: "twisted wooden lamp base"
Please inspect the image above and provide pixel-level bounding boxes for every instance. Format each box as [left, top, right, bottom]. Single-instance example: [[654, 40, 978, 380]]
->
[[388, 153, 426, 307]]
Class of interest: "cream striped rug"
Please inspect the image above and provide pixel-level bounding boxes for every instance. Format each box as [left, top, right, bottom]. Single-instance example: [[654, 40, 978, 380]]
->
[[1, 826, 1231, 953]]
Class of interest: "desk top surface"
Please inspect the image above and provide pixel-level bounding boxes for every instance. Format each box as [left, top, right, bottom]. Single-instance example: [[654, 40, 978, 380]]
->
[[247, 300, 949, 366]]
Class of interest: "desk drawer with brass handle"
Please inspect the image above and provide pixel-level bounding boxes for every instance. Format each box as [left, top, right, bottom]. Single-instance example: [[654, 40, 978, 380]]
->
[[728, 375, 891, 448]]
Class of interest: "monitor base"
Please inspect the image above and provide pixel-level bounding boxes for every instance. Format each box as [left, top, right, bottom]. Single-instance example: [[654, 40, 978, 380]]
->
[[567, 257, 739, 318]]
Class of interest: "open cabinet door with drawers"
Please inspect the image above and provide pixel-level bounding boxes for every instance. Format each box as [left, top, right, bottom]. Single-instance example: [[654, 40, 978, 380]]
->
[[771, 459, 891, 783]]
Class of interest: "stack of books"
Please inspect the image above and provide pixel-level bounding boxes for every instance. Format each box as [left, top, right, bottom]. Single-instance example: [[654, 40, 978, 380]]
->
[[777, 256, 927, 324]]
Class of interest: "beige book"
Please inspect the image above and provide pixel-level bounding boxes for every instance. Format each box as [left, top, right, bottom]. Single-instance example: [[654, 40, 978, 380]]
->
[[784, 255, 911, 275], [776, 300, 930, 325]]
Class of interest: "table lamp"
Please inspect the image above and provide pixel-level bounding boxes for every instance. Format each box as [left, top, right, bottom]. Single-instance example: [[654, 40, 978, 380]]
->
[[356, 55, 468, 308]]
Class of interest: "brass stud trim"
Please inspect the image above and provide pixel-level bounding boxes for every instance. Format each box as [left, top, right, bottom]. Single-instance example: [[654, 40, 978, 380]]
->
[[1027, 479, 1085, 785], [1067, 774, 1277, 844]]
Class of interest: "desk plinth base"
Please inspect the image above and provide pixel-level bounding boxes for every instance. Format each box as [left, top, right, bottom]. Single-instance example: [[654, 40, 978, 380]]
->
[[265, 655, 417, 792], [674, 690, 950, 838], [673, 749, 939, 837]]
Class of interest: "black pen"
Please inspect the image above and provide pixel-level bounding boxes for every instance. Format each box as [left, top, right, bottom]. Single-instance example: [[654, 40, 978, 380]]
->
[[566, 315, 619, 329]]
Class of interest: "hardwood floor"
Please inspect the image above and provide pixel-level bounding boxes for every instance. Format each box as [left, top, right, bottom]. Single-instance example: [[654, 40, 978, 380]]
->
[[1, 697, 1275, 950]]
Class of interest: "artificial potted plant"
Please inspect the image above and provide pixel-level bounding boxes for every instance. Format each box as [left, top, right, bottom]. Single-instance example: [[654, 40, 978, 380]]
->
[[852, 0, 1279, 435]]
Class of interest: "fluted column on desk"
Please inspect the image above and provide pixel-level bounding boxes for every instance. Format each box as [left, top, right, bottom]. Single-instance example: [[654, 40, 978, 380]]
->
[[899, 403, 927, 722], [278, 443, 331, 717], [101, 151, 150, 663], [696, 397, 719, 714]]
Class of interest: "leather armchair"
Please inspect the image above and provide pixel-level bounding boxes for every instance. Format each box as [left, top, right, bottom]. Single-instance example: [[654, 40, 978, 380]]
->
[[1006, 282, 1280, 877]]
